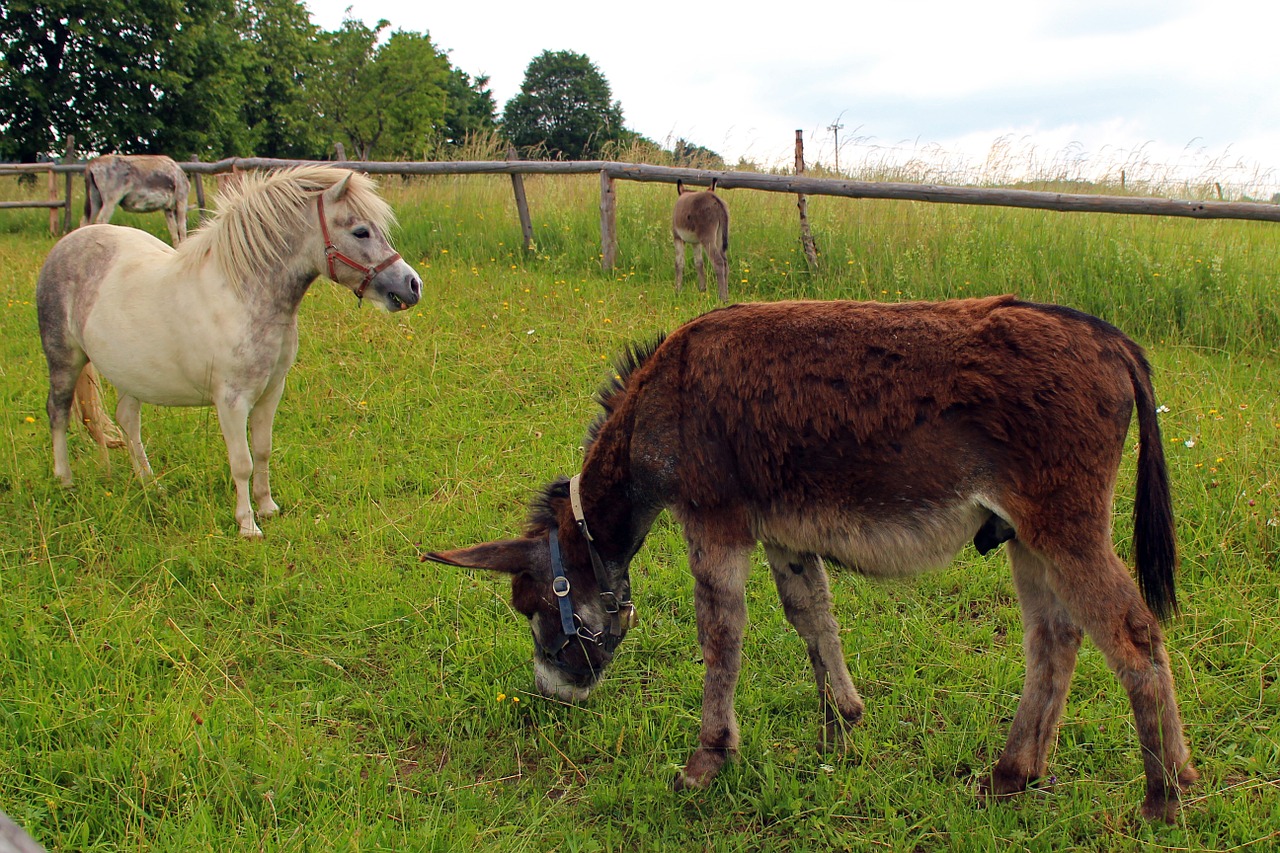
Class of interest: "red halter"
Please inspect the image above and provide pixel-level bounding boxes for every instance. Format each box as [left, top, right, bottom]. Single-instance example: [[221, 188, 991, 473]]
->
[[317, 193, 402, 300]]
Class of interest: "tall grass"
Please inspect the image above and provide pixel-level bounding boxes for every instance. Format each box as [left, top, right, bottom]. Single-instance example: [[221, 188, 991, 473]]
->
[[0, 169, 1276, 851]]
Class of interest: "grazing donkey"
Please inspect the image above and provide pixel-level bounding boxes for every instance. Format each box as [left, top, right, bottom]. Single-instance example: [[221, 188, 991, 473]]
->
[[428, 296, 1197, 822], [83, 154, 190, 244], [672, 179, 730, 300]]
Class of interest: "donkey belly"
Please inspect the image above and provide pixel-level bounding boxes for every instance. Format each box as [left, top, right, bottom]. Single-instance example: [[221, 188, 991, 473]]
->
[[753, 497, 997, 578]]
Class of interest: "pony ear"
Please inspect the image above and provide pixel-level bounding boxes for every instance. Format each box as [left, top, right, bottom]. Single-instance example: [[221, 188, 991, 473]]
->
[[327, 171, 354, 202], [423, 537, 548, 576]]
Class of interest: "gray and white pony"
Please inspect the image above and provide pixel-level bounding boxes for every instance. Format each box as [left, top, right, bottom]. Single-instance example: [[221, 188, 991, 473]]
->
[[83, 153, 190, 245], [39, 165, 422, 537]]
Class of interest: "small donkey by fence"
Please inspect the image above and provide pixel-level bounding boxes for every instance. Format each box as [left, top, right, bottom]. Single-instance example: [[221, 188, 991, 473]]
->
[[83, 154, 190, 245], [672, 179, 730, 300], [428, 295, 1197, 822]]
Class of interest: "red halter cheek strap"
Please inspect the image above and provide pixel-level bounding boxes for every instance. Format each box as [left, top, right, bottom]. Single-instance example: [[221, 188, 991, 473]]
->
[[317, 193, 402, 300]]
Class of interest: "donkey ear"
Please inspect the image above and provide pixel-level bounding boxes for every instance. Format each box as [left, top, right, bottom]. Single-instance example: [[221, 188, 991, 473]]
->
[[424, 537, 547, 576], [327, 170, 354, 202]]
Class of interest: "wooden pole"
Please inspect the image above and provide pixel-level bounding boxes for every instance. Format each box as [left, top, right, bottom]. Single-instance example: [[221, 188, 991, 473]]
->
[[508, 146, 534, 252], [334, 142, 346, 161], [795, 130, 819, 268], [48, 161, 57, 235], [61, 135, 76, 233], [191, 156, 207, 220], [599, 170, 617, 272]]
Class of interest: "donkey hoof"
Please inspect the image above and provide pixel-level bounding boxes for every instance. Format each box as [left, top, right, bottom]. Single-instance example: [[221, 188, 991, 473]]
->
[[674, 747, 731, 791], [1141, 792, 1180, 824], [978, 767, 1031, 801]]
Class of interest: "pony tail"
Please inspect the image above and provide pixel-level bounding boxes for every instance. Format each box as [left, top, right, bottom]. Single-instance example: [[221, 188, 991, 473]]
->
[[75, 365, 126, 449], [1129, 346, 1178, 620]]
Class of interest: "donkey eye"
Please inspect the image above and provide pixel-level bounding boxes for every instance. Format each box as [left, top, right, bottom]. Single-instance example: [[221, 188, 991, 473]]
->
[[353, 226, 370, 239]]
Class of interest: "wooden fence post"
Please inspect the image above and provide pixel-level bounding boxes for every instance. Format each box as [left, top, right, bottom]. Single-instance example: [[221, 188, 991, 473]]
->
[[191, 156, 207, 220], [334, 142, 346, 161], [600, 170, 617, 272], [47, 161, 58, 235], [61, 135, 76, 234], [508, 146, 534, 253], [795, 130, 819, 269]]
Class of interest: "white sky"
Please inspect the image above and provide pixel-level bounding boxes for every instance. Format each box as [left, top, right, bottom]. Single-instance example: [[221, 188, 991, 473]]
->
[[304, 0, 1280, 197]]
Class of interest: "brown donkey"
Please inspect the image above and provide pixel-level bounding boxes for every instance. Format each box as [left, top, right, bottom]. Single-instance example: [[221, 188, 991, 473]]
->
[[672, 179, 730, 300], [428, 296, 1196, 822]]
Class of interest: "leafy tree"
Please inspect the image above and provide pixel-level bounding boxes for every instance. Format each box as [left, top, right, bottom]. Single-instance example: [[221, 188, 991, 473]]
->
[[238, 0, 327, 158], [440, 67, 497, 146], [502, 50, 626, 160], [311, 20, 456, 160], [0, 0, 244, 160]]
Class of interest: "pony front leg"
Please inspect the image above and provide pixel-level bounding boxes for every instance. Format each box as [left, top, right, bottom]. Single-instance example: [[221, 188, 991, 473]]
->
[[215, 396, 261, 538], [248, 379, 287, 520], [675, 520, 752, 791], [115, 394, 155, 479]]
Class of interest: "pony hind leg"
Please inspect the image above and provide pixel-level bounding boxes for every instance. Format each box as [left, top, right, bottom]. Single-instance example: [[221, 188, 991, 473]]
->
[[46, 356, 87, 487], [763, 546, 863, 750], [985, 540, 1083, 800]]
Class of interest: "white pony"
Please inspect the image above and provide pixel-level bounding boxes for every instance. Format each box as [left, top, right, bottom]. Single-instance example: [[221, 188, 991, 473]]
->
[[37, 166, 422, 537]]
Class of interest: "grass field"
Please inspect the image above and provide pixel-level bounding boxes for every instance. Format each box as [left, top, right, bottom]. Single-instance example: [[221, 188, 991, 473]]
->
[[1, 170, 1278, 851]]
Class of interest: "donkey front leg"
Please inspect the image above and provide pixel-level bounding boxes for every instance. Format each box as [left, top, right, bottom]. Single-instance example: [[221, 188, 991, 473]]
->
[[215, 396, 261, 538], [675, 523, 753, 790], [764, 547, 863, 750]]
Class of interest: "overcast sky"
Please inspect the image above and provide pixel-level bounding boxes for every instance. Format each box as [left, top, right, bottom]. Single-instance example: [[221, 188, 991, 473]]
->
[[304, 0, 1280, 197]]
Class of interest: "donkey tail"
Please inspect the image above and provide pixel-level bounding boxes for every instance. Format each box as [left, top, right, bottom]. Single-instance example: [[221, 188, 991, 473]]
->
[[1128, 344, 1178, 620], [74, 364, 126, 449]]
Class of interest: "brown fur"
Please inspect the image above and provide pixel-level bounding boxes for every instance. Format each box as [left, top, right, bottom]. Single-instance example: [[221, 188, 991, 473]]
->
[[428, 295, 1195, 822], [673, 179, 730, 300]]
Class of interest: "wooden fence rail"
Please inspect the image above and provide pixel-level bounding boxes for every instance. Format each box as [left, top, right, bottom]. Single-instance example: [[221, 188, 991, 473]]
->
[[4, 154, 1278, 264]]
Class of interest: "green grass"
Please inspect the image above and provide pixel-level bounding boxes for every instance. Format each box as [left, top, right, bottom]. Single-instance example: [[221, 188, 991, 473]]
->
[[1, 172, 1278, 851]]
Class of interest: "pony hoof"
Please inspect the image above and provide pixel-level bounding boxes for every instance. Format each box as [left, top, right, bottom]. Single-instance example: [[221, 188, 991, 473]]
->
[[239, 523, 264, 539], [258, 501, 280, 519]]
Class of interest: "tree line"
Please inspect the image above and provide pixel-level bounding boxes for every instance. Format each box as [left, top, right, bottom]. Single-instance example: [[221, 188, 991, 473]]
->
[[0, 0, 724, 166]]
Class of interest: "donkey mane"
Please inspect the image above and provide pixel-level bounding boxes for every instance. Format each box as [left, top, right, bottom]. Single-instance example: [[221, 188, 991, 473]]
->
[[583, 335, 667, 451], [176, 166, 395, 289]]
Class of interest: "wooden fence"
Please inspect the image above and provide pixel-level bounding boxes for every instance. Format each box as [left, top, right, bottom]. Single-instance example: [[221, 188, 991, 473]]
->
[[4, 147, 1279, 270]]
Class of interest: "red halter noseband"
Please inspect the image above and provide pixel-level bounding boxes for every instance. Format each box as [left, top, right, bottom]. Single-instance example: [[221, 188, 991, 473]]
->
[[317, 193, 402, 301]]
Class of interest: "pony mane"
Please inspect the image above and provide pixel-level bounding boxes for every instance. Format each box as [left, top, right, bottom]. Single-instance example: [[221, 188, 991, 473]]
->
[[176, 166, 395, 290], [582, 335, 666, 452]]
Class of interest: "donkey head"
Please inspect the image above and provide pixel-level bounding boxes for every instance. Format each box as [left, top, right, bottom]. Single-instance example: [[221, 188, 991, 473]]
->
[[425, 491, 638, 702]]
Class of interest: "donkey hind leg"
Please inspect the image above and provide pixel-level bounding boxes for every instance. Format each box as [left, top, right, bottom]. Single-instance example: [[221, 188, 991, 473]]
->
[[164, 208, 182, 246], [673, 236, 687, 292], [763, 546, 863, 750], [675, 521, 753, 791], [1004, 538, 1194, 822], [115, 394, 155, 481], [985, 540, 1083, 800], [694, 244, 708, 293], [248, 377, 287, 521], [214, 395, 262, 538], [708, 228, 729, 301]]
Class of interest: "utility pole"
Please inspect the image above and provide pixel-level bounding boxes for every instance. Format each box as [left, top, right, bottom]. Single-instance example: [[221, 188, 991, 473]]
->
[[828, 111, 846, 174]]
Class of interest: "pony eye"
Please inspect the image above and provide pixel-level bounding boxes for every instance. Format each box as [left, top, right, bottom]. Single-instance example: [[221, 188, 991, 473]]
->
[[353, 226, 370, 239]]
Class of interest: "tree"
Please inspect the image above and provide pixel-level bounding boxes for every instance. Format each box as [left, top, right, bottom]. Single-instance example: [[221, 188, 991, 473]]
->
[[238, 0, 327, 159], [440, 67, 497, 147], [311, 20, 457, 160], [0, 0, 245, 160], [501, 50, 625, 160]]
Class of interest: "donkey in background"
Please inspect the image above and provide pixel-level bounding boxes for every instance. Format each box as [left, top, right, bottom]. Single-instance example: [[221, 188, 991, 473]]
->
[[672, 179, 730, 300], [429, 295, 1197, 822], [83, 154, 190, 245]]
